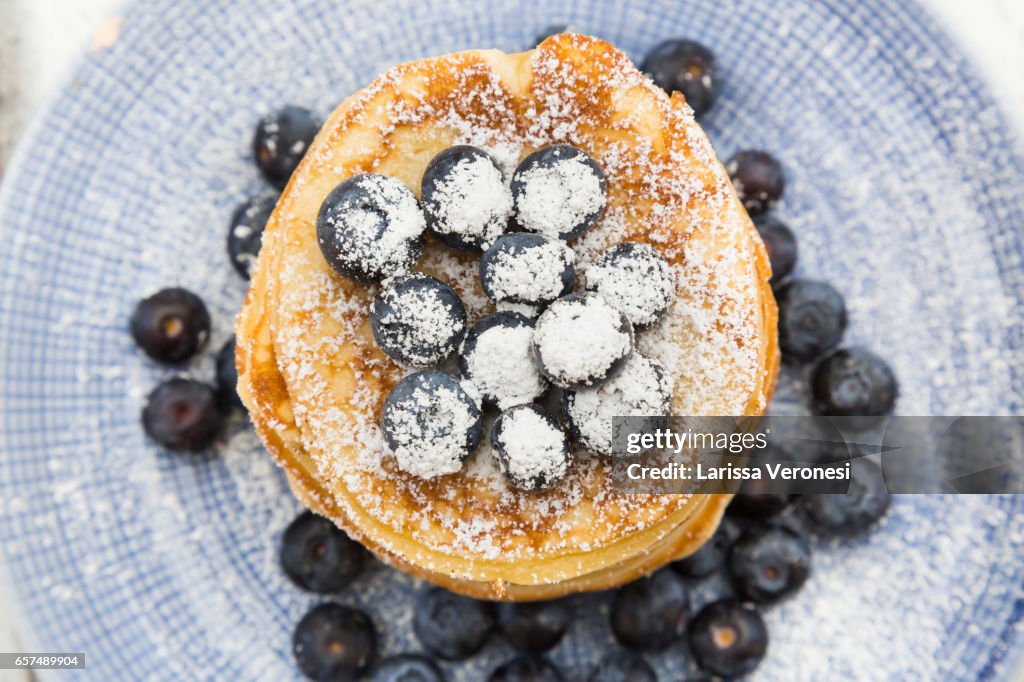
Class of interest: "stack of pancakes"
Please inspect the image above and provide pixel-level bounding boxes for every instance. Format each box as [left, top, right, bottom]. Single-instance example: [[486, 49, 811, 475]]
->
[[236, 34, 778, 600]]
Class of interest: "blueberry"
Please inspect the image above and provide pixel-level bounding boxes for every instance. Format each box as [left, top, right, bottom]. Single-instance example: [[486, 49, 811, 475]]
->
[[380, 371, 483, 479], [492, 404, 572, 492], [756, 218, 798, 287], [511, 145, 607, 241], [292, 602, 376, 682], [488, 656, 564, 682], [688, 600, 768, 679], [533, 293, 634, 390], [421, 146, 513, 251], [562, 352, 670, 456], [369, 654, 445, 682], [726, 151, 785, 216], [227, 194, 276, 279], [316, 174, 426, 284], [586, 651, 657, 682], [810, 347, 897, 430], [802, 456, 890, 537], [253, 105, 320, 189], [460, 312, 549, 409], [480, 233, 575, 307], [728, 490, 793, 520], [370, 274, 467, 367], [728, 525, 811, 604], [584, 242, 675, 330], [215, 337, 244, 410], [280, 511, 367, 594], [672, 516, 741, 579], [610, 570, 689, 651], [413, 587, 494, 660], [728, 443, 795, 519], [641, 39, 719, 117], [496, 599, 573, 653], [141, 378, 224, 451], [776, 279, 847, 362], [533, 25, 569, 48], [130, 288, 211, 363]]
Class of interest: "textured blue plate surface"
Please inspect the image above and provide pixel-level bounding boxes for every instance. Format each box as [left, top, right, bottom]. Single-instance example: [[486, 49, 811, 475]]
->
[[2, 0, 1024, 679]]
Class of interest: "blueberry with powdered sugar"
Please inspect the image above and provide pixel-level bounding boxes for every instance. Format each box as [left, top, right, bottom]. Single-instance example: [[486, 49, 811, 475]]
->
[[316, 174, 426, 283], [480, 233, 575, 307], [380, 371, 483, 479], [532, 293, 633, 389], [370, 273, 467, 367], [421, 146, 514, 251], [511, 145, 607, 241], [491, 404, 572, 492], [562, 351, 672, 456], [460, 312, 549, 409], [584, 242, 675, 330]]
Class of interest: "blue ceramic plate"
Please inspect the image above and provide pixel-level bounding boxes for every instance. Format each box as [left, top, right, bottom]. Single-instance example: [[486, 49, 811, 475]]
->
[[1, 0, 1023, 679]]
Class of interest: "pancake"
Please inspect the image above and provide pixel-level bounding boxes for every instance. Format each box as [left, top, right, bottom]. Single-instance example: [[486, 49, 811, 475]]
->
[[236, 33, 779, 600]]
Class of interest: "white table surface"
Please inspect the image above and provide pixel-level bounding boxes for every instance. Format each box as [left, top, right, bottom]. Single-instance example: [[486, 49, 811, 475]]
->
[[0, 1, 1023, 681]]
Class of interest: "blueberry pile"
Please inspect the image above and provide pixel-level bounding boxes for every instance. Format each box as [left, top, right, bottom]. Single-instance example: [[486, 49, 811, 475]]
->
[[309, 142, 678, 491]]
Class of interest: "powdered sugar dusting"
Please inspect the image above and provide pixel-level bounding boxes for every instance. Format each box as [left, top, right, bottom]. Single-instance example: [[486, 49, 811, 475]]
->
[[380, 374, 480, 479], [371, 275, 464, 366], [462, 320, 547, 409], [584, 242, 676, 329], [495, 407, 571, 490], [565, 352, 672, 456], [423, 153, 512, 248], [319, 173, 425, 279], [533, 294, 633, 388], [514, 154, 606, 239], [486, 237, 574, 305]]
